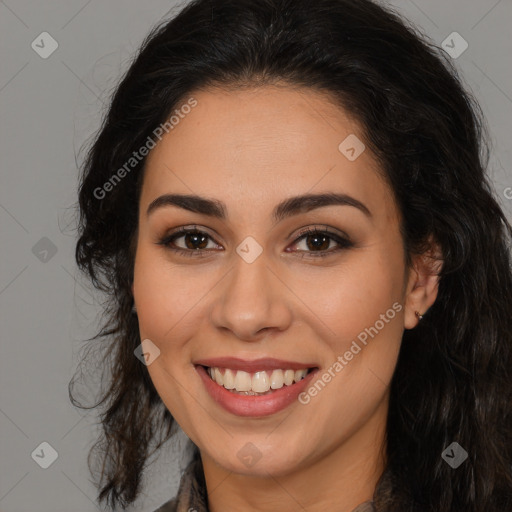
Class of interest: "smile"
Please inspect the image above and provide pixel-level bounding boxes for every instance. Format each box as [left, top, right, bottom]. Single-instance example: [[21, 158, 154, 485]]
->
[[206, 367, 312, 395], [194, 357, 319, 417]]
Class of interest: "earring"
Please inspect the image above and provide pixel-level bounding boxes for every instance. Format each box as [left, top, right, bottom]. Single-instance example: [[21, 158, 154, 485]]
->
[[132, 303, 137, 314], [415, 311, 423, 321]]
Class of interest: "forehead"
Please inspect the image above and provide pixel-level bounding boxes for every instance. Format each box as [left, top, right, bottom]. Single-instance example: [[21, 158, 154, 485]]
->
[[141, 85, 396, 223]]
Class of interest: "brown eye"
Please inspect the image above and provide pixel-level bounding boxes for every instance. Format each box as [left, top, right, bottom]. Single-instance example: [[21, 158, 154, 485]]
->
[[180, 231, 210, 250], [302, 233, 332, 251], [158, 227, 221, 257], [289, 227, 353, 259]]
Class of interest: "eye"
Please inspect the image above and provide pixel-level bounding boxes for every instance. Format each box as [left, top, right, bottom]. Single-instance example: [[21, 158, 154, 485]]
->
[[157, 226, 221, 257], [157, 225, 353, 259], [287, 226, 353, 258]]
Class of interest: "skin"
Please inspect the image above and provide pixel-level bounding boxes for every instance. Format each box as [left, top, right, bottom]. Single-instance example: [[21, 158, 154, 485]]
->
[[132, 85, 441, 512]]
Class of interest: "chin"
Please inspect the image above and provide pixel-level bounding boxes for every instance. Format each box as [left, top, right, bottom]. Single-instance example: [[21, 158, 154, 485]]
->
[[207, 439, 310, 477]]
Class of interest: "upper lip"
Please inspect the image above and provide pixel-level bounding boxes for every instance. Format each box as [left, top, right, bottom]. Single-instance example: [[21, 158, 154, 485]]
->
[[194, 357, 318, 373]]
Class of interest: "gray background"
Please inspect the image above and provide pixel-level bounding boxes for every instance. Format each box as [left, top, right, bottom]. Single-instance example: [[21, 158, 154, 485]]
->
[[1, 1, 511, 511]]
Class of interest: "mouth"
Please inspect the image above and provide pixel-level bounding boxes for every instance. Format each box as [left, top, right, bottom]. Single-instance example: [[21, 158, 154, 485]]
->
[[201, 365, 316, 395], [194, 357, 319, 417]]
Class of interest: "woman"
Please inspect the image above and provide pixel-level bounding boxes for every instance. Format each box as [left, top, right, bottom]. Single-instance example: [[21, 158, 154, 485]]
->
[[71, 0, 512, 511]]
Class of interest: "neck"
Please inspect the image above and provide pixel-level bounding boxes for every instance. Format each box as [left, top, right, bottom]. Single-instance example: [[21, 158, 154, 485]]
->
[[201, 397, 388, 512]]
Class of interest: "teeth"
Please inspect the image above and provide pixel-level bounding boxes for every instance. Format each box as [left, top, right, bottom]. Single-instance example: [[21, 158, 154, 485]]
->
[[270, 369, 284, 389], [234, 370, 252, 391], [214, 368, 223, 386], [295, 369, 307, 382], [207, 367, 310, 393], [283, 369, 295, 386], [223, 368, 236, 389], [252, 371, 270, 393]]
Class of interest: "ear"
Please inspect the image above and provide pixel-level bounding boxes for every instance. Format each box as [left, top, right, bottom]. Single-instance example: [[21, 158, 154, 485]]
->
[[404, 236, 443, 329]]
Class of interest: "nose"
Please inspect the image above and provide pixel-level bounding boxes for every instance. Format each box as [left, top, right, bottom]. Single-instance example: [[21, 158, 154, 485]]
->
[[209, 250, 293, 342]]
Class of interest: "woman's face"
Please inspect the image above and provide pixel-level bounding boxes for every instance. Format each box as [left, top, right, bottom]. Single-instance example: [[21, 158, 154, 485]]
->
[[133, 85, 420, 477]]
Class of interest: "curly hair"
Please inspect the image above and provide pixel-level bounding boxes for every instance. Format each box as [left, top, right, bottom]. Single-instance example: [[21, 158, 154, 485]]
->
[[71, 0, 512, 510]]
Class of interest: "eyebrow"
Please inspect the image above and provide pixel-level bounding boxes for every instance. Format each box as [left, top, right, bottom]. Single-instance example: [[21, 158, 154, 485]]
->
[[146, 192, 372, 223]]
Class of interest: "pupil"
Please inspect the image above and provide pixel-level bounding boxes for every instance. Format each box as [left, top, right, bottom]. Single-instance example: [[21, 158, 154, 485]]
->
[[185, 232, 208, 250], [307, 234, 329, 251]]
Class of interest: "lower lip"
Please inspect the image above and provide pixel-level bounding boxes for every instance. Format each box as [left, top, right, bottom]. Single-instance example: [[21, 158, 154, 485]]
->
[[196, 365, 319, 417]]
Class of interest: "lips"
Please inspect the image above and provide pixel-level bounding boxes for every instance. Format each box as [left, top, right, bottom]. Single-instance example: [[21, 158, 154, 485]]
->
[[194, 356, 320, 417]]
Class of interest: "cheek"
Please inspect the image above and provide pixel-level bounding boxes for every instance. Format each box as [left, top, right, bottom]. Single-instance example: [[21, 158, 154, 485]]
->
[[133, 243, 213, 331], [334, 248, 405, 390], [133, 247, 211, 435], [291, 245, 405, 354], [132, 251, 202, 375], [294, 249, 404, 439]]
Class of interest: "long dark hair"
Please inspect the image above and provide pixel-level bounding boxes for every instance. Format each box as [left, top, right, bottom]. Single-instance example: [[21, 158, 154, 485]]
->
[[71, 0, 512, 510]]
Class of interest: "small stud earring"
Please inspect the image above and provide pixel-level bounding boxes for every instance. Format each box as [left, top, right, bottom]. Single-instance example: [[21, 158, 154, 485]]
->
[[132, 304, 137, 314], [415, 311, 423, 320]]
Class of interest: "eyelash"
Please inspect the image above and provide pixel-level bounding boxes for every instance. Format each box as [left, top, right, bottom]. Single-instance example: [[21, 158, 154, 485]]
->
[[157, 225, 353, 259]]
